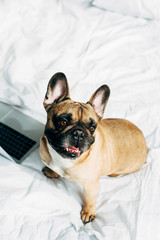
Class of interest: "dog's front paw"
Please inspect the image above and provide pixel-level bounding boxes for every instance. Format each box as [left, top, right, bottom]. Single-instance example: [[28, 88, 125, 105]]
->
[[42, 166, 59, 178], [81, 207, 96, 224]]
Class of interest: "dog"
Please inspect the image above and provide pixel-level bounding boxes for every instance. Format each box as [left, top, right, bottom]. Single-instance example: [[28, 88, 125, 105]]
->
[[39, 72, 147, 224]]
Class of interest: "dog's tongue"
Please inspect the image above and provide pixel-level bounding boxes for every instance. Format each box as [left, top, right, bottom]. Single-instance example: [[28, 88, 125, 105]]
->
[[64, 146, 80, 156], [69, 146, 77, 150]]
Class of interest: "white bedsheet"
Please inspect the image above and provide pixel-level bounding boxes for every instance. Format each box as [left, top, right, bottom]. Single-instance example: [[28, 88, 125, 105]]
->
[[0, 0, 160, 239]]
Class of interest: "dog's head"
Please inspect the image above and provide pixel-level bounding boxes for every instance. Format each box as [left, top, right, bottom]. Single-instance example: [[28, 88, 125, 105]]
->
[[43, 72, 110, 159]]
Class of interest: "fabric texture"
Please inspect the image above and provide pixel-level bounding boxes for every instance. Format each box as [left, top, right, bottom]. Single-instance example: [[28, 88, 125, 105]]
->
[[93, 0, 160, 20]]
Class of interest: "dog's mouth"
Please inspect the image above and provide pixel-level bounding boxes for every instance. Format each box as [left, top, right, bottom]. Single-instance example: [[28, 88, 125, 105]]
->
[[63, 146, 81, 157], [48, 140, 81, 159]]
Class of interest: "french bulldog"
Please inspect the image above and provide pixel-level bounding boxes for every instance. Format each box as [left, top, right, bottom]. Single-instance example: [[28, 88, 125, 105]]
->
[[40, 72, 147, 224]]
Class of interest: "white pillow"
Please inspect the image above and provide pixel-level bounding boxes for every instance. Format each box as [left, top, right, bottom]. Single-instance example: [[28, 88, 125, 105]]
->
[[93, 0, 160, 20]]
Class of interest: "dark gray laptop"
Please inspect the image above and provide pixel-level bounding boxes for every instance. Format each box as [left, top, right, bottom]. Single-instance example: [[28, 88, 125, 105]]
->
[[0, 102, 44, 163]]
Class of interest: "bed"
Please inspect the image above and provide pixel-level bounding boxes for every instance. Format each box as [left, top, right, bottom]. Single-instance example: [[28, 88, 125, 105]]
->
[[0, 0, 160, 239]]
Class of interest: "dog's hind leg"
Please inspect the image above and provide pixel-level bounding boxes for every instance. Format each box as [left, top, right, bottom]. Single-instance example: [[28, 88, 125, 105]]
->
[[42, 166, 59, 178]]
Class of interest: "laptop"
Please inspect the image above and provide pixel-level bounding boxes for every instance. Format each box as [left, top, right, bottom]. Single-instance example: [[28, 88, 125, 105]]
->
[[0, 102, 45, 163]]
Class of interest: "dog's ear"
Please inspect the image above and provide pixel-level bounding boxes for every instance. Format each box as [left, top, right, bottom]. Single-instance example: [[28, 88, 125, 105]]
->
[[43, 72, 70, 110], [88, 85, 110, 119]]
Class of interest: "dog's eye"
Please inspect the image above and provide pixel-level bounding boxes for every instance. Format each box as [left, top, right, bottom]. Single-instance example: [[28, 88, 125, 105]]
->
[[60, 120, 67, 126], [89, 126, 95, 132]]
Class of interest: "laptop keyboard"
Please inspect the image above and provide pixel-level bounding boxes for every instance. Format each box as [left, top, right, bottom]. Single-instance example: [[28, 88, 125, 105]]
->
[[0, 122, 36, 161]]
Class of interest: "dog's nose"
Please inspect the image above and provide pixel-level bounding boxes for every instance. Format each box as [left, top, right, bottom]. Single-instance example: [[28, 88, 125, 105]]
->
[[73, 129, 84, 141]]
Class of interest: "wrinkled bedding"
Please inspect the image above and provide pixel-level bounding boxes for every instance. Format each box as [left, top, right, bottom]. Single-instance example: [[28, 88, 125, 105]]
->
[[0, 0, 160, 239]]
